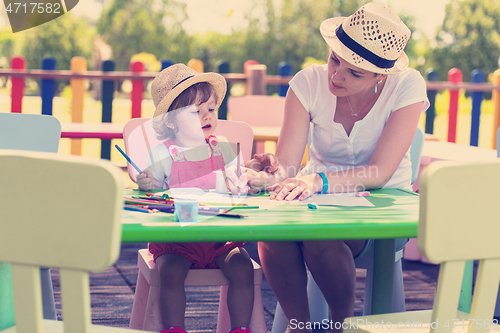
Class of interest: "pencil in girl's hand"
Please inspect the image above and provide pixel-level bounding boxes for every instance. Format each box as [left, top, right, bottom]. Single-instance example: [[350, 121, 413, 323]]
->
[[115, 145, 143, 174], [236, 142, 241, 198]]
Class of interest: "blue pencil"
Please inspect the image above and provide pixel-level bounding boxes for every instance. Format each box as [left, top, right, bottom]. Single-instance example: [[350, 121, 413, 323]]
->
[[115, 145, 143, 174]]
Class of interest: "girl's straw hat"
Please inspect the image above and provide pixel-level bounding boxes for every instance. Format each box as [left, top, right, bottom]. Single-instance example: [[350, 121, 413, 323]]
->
[[151, 63, 227, 118], [320, 1, 411, 74]]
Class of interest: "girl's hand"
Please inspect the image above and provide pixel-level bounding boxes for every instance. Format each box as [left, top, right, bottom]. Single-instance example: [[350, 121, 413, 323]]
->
[[136, 169, 154, 191], [267, 173, 321, 201], [224, 165, 249, 197], [246, 153, 280, 174]]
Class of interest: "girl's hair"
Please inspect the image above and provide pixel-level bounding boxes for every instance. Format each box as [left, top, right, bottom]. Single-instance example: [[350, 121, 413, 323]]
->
[[152, 82, 218, 140]]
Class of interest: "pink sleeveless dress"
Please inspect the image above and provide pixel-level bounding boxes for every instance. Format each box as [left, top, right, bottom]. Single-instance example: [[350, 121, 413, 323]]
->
[[148, 135, 245, 268]]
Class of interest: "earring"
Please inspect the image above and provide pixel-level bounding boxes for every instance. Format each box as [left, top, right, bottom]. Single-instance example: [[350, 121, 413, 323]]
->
[[375, 80, 382, 93]]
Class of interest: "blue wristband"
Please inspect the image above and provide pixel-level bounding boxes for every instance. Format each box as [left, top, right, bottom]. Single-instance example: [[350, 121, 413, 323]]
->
[[318, 172, 328, 194]]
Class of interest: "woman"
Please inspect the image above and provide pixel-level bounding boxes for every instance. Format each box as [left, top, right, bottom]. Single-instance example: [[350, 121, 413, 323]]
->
[[246, 2, 429, 332]]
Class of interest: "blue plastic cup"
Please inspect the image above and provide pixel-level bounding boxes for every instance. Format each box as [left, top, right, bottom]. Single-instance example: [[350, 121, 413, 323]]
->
[[174, 198, 199, 222]]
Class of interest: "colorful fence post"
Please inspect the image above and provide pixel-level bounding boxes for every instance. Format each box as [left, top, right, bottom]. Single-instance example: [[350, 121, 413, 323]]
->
[[244, 60, 259, 95], [425, 69, 438, 134], [10, 56, 25, 113], [41, 57, 56, 116], [217, 61, 230, 120], [244, 60, 259, 73], [130, 61, 144, 119], [447, 68, 462, 143], [246, 64, 267, 95], [492, 69, 500, 150], [161, 59, 174, 70], [101, 60, 115, 159], [278, 61, 292, 97], [187, 59, 204, 73], [470, 70, 484, 147], [70, 56, 87, 155]]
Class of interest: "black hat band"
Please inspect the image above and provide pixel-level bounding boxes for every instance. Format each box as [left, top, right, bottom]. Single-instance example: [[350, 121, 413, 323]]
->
[[336, 24, 396, 69]]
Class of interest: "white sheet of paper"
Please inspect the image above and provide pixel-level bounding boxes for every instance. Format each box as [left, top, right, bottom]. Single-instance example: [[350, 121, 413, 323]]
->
[[161, 188, 287, 210], [289, 192, 374, 207]]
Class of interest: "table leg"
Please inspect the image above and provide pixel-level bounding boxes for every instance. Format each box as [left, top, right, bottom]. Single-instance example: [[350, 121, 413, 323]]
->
[[371, 239, 396, 315]]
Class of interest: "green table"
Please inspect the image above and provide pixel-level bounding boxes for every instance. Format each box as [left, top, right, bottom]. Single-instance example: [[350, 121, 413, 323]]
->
[[121, 188, 419, 315]]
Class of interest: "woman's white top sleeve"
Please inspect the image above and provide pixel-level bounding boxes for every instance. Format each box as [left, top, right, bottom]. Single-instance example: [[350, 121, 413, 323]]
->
[[289, 63, 430, 189]]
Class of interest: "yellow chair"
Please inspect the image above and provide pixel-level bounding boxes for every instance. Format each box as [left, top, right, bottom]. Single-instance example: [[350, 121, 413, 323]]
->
[[344, 159, 500, 333], [0, 149, 144, 333]]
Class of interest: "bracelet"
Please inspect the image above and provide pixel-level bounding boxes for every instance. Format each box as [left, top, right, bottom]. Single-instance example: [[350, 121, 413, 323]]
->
[[318, 172, 328, 194]]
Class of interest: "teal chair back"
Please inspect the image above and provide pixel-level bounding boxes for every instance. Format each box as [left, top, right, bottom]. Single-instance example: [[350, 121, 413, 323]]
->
[[410, 127, 424, 184], [0, 113, 61, 152]]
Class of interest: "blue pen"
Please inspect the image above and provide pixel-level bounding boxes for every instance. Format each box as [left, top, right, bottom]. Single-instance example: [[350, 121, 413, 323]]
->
[[115, 145, 143, 174]]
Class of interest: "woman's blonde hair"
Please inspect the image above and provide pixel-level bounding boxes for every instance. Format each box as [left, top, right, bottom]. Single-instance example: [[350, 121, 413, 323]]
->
[[152, 82, 218, 141]]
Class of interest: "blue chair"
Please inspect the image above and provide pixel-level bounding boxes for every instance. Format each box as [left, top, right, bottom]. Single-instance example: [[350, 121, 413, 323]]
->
[[271, 128, 425, 332], [0, 113, 61, 322]]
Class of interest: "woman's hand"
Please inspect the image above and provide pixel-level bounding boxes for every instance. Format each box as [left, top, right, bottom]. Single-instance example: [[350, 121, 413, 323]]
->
[[136, 169, 154, 191], [244, 168, 276, 194], [246, 153, 280, 174], [267, 173, 321, 201], [243, 153, 285, 194]]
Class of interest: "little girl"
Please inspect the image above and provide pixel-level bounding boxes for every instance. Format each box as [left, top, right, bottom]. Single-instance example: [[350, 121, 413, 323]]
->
[[137, 64, 254, 333]]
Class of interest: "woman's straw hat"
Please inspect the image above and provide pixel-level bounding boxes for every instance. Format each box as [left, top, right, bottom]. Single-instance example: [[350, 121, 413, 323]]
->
[[320, 1, 411, 74], [151, 63, 227, 118]]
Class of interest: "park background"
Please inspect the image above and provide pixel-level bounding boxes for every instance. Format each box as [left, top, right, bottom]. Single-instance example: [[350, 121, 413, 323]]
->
[[0, 0, 499, 164]]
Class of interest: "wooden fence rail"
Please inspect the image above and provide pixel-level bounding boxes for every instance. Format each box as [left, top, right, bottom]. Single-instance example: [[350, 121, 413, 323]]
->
[[2, 56, 500, 152]]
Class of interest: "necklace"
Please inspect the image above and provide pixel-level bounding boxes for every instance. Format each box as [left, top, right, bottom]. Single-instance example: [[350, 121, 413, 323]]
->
[[344, 78, 383, 117], [345, 95, 369, 117]]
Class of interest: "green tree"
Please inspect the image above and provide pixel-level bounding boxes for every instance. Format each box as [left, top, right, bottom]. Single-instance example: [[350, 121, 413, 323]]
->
[[0, 27, 18, 67], [197, 0, 417, 81], [19, 13, 94, 71], [426, 0, 500, 80], [97, 0, 193, 71]]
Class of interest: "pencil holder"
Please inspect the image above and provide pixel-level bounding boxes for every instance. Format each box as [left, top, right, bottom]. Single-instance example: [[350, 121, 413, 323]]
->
[[174, 198, 199, 222], [214, 170, 227, 194]]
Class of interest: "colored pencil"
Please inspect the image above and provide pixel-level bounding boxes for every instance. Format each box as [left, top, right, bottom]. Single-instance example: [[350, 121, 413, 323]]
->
[[124, 205, 152, 213], [236, 142, 241, 198], [132, 196, 167, 201], [227, 206, 259, 210], [125, 198, 173, 206], [115, 145, 143, 174]]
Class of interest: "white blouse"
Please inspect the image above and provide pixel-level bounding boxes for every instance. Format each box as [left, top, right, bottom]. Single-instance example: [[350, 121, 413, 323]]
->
[[290, 64, 429, 189]]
